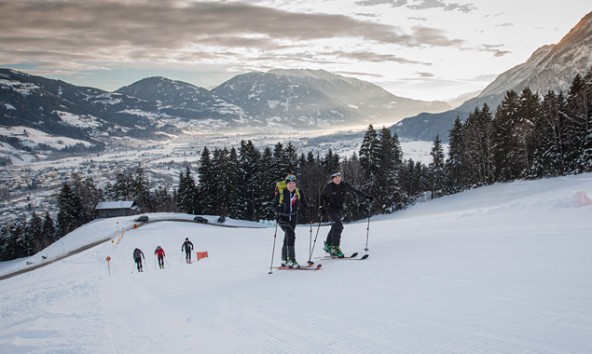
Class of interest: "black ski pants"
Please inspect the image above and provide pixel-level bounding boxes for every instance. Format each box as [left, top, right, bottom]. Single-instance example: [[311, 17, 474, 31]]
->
[[279, 218, 297, 247], [134, 258, 143, 271], [325, 208, 344, 246]]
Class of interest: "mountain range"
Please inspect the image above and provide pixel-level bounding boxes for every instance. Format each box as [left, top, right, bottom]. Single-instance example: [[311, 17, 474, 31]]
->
[[2, 11, 591, 156], [0, 67, 450, 154], [392, 11, 592, 142]]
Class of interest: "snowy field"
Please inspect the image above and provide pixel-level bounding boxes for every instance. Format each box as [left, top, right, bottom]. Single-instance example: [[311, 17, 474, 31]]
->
[[1, 174, 591, 353]]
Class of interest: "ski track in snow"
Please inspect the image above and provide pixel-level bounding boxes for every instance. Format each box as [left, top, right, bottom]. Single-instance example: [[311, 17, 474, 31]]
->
[[1, 175, 592, 353]]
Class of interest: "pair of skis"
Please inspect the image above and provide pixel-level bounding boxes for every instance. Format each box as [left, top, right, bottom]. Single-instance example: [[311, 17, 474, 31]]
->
[[275, 252, 369, 271], [315, 251, 369, 261], [276, 262, 322, 271]]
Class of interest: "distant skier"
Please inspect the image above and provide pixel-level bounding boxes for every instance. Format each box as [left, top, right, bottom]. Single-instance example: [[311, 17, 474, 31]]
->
[[154, 246, 166, 269], [133, 248, 145, 272], [319, 171, 373, 257], [181, 238, 194, 263]]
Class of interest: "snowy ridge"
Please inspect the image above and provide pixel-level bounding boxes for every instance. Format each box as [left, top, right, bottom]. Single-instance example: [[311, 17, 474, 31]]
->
[[393, 11, 592, 142], [477, 11, 592, 100], [1, 174, 591, 353]]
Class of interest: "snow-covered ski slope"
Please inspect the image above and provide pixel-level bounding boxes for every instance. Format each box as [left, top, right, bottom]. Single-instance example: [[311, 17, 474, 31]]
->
[[1, 174, 592, 353]]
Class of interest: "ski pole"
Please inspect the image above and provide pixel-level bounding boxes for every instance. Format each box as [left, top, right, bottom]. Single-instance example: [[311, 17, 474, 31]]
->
[[268, 219, 279, 274], [307, 218, 323, 265], [309, 216, 313, 256], [364, 202, 371, 251]]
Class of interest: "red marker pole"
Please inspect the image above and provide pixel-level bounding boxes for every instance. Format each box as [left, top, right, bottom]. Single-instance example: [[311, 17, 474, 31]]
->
[[106, 256, 111, 275]]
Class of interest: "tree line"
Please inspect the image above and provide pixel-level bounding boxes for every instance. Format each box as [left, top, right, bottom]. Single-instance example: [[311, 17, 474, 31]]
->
[[1, 67, 591, 261]]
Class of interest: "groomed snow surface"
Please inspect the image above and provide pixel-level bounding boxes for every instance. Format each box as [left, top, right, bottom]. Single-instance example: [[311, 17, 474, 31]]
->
[[1, 174, 591, 353]]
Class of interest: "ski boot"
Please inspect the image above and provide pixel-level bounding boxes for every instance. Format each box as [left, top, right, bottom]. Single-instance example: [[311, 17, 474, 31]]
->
[[281, 258, 289, 267], [331, 246, 344, 258], [323, 241, 332, 254], [287, 259, 300, 269]]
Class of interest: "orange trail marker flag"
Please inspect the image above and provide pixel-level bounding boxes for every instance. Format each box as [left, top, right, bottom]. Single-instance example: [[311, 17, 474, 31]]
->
[[197, 251, 208, 261]]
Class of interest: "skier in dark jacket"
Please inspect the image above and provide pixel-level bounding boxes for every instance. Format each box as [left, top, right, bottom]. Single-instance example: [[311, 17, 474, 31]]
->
[[181, 238, 194, 263], [319, 171, 373, 257], [133, 248, 145, 272], [273, 174, 309, 268], [154, 246, 166, 269]]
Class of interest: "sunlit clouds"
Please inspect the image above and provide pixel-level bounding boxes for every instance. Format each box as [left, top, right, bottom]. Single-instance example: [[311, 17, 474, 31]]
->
[[1, 0, 590, 101]]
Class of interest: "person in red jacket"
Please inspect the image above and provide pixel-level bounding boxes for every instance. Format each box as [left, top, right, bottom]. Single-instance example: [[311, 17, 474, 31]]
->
[[154, 246, 166, 269]]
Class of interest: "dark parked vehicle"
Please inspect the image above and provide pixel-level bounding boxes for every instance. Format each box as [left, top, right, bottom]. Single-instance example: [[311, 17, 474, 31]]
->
[[217, 215, 226, 223], [194, 216, 208, 224], [134, 215, 149, 222]]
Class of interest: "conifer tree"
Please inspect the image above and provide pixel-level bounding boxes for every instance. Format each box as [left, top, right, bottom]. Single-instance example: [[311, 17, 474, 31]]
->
[[400, 159, 421, 198], [227, 147, 242, 218], [580, 67, 592, 171], [177, 166, 198, 214], [41, 211, 57, 246], [237, 140, 262, 221], [564, 69, 592, 172], [153, 186, 176, 212], [133, 166, 153, 212], [69, 173, 103, 223], [340, 152, 365, 190], [529, 91, 560, 177], [446, 117, 466, 193], [429, 134, 446, 198], [322, 148, 340, 176], [372, 127, 403, 212], [564, 74, 588, 173], [0, 225, 10, 261], [284, 142, 299, 174], [259, 147, 277, 219], [1, 218, 27, 260], [111, 172, 134, 201], [272, 142, 289, 180], [198, 146, 215, 214], [464, 104, 493, 185], [26, 212, 43, 254], [211, 147, 240, 217], [515, 88, 541, 178], [299, 151, 325, 221], [211, 148, 229, 215], [57, 182, 84, 237], [359, 124, 380, 179]]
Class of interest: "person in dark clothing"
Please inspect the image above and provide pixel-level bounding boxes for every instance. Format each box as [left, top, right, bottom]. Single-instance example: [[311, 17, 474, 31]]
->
[[133, 248, 145, 272], [273, 174, 309, 268], [181, 238, 194, 263], [319, 171, 373, 257], [154, 246, 166, 269]]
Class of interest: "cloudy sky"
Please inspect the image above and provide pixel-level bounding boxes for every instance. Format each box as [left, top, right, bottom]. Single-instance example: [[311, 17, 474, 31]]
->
[[1, 0, 591, 102]]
